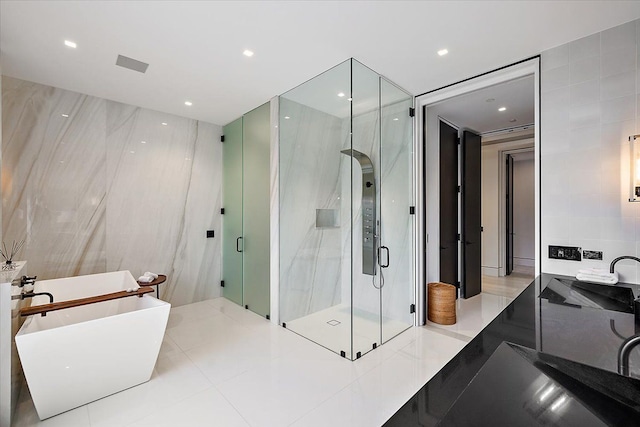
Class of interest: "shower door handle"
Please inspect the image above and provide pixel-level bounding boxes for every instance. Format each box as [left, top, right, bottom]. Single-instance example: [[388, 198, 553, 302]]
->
[[378, 246, 389, 268], [236, 237, 243, 253]]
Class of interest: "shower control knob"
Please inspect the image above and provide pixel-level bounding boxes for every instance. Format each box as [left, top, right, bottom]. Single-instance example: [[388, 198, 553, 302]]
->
[[366, 181, 373, 188]]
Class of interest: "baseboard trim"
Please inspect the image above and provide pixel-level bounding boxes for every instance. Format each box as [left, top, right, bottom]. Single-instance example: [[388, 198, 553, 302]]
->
[[482, 267, 499, 277], [514, 257, 535, 267]]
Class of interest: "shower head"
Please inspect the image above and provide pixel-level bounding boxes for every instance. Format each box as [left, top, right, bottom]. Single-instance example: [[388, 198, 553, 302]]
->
[[340, 149, 373, 175]]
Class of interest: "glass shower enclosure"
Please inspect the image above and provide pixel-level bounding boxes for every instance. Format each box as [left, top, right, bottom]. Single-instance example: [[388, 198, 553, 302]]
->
[[279, 59, 414, 360]]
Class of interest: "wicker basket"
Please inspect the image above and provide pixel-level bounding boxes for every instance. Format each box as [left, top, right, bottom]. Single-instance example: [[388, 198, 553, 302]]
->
[[427, 282, 456, 325]]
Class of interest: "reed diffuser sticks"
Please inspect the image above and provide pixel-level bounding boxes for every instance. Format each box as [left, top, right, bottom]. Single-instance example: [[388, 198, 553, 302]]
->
[[1, 238, 25, 270]]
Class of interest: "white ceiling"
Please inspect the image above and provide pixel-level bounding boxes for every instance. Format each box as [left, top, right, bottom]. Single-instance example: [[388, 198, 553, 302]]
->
[[428, 75, 534, 134], [2, 1, 640, 126]]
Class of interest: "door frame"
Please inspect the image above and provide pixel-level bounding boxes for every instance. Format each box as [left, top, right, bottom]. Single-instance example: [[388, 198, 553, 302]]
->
[[414, 57, 540, 323], [501, 146, 535, 276]]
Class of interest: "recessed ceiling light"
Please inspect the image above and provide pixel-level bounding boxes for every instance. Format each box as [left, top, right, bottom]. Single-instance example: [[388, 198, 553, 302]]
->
[[498, 107, 507, 112], [509, 119, 517, 123], [64, 40, 77, 49], [243, 50, 254, 57], [184, 101, 192, 106], [59, 160, 64, 164], [393, 118, 399, 121], [161, 122, 168, 126], [338, 92, 345, 97], [437, 49, 448, 56], [130, 151, 135, 154], [141, 141, 147, 144], [485, 98, 495, 103], [284, 116, 290, 119], [61, 114, 69, 118]]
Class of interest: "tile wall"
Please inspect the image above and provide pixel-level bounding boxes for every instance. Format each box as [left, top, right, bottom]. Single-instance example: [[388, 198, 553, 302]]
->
[[541, 19, 640, 281]]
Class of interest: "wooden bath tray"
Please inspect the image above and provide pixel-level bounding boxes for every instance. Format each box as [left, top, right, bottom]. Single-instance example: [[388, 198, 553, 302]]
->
[[20, 286, 155, 317]]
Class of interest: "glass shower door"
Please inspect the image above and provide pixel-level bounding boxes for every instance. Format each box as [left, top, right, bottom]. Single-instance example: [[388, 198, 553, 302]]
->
[[222, 118, 243, 306], [380, 78, 414, 343], [350, 59, 382, 358], [242, 102, 271, 317]]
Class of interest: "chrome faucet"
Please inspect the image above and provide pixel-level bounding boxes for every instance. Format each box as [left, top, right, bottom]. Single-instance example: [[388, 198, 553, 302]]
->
[[618, 333, 640, 376], [609, 256, 640, 273]]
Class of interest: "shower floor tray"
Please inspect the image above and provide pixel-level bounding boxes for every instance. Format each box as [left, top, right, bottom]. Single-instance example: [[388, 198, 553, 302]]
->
[[285, 304, 411, 359]]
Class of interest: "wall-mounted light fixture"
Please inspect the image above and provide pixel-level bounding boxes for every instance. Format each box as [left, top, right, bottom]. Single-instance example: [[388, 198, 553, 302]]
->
[[629, 134, 640, 201]]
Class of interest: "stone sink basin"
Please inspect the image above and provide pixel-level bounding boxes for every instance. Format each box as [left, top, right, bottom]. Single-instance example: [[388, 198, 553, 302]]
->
[[540, 278, 637, 314]]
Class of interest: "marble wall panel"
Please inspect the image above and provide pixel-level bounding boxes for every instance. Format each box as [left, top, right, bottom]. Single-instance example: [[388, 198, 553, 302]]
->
[[2, 77, 107, 279], [2, 77, 222, 306], [279, 98, 347, 322]]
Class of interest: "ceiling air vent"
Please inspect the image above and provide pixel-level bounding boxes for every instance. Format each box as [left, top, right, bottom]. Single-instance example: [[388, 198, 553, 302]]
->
[[115, 55, 149, 73]]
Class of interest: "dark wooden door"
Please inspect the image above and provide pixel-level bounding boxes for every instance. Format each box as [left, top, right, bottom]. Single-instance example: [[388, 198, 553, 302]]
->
[[506, 154, 514, 275], [439, 121, 459, 289], [462, 130, 482, 298]]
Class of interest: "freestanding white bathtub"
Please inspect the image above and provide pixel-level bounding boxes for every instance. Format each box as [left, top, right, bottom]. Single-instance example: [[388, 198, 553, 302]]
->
[[15, 271, 170, 420]]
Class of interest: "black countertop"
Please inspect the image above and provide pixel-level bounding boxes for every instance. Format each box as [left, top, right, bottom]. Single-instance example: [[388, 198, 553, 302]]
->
[[384, 273, 640, 426]]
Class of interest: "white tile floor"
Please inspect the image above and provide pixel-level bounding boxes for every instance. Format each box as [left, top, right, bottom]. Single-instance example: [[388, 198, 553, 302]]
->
[[12, 293, 512, 427]]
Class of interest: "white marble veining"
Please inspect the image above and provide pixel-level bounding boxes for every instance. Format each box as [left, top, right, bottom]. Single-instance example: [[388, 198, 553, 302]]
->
[[105, 102, 222, 306], [279, 98, 347, 324], [2, 77, 222, 308], [2, 77, 107, 279]]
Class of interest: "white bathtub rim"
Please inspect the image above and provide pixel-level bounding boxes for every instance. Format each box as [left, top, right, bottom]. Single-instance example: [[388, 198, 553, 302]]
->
[[16, 295, 170, 337], [31, 270, 142, 302]]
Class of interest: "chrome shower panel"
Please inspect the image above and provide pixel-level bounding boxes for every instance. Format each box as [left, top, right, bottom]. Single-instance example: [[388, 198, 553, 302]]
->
[[341, 149, 376, 275]]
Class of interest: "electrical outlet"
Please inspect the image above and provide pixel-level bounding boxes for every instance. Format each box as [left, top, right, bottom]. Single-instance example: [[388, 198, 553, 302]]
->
[[206, 230, 214, 238], [583, 250, 603, 260], [549, 245, 582, 261]]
